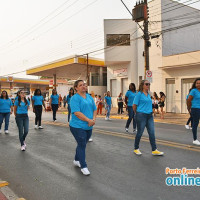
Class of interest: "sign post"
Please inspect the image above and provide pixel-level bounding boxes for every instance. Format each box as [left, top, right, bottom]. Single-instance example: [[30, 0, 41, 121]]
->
[[146, 70, 152, 83]]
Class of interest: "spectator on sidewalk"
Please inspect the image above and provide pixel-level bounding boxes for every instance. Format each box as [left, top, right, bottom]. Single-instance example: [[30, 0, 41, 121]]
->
[[125, 83, 137, 133], [133, 80, 164, 156], [69, 80, 97, 175], [185, 89, 193, 130], [152, 92, 159, 116], [66, 88, 74, 125], [50, 89, 59, 122], [117, 93, 124, 115], [63, 96, 67, 108], [59, 94, 62, 107], [159, 92, 166, 119], [187, 78, 200, 145], [105, 91, 112, 120], [97, 95, 103, 115], [14, 90, 30, 151], [0, 90, 13, 134]]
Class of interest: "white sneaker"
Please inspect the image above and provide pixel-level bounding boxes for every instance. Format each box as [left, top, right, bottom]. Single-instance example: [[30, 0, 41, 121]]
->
[[21, 145, 26, 151], [34, 125, 38, 129], [125, 128, 128, 132], [38, 126, 43, 129], [89, 138, 93, 142], [5, 130, 9, 134], [105, 117, 108, 120], [81, 167, 90, 176], [193, 140, 200, 145], [185, 125, 190, 129], [73, 160, 81, 168]]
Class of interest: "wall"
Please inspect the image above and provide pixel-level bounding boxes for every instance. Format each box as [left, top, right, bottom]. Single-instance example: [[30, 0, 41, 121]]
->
[[88, 86, 107, 99]]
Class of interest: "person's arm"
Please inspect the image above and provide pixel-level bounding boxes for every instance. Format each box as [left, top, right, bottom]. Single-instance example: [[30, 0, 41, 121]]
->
[[42, 100, 46, 111], [14, 105, 17, 116], [133, 104, 137, 114], [93, 110, 97, 122], [49, 97, 52, 108], [125, 96, 128, 106], [74, 112, 95, 127], [187, 95, 193, 113]]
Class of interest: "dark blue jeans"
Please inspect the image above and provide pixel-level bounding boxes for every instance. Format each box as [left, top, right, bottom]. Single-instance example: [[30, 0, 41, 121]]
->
[[106, 105, 111, 118], [191, 108, 200, 141], [51, 104, 58, 121], [70, 126, 92, 168], [0, 112, 10, 131], [134, 112, 157, 151], [16, 114, 29, 146], [67, 105, 71, 122], [125, 106, 136, 129]]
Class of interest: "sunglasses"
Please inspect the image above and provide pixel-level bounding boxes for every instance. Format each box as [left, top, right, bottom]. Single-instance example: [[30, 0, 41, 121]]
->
[[145, 83, 150, 86]]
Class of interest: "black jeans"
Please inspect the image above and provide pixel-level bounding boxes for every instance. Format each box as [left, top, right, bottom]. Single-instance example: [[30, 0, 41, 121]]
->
[[191, 108, 200, 141], [34, 105, 42, 126], [52, 104, 58, 120], [186, 113, 193, 127], [118, 102, 123, 114]]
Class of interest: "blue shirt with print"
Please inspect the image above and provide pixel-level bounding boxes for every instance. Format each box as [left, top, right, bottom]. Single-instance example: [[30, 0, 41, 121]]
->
[[0, 98, 12, 113], [51, 94, 59, 105], [14, 100, 30, 114], [70, 93, 97, 130], [32, 95, 44, 106], [105, 96, 112, 106], [133, 91, 152, 114], [189, 88, 200, 109], [125, 90, 137, 106]]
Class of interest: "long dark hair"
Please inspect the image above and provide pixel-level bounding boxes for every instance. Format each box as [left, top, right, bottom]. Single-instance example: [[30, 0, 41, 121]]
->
[[129, 83, 136, 92], [74, 80, 84, 92], [191, 78, 200, 89], [1, 90, 9, 99], [52, 89, 57, 95], [18, 90, 28, 106], [153, 92, 159, 100], [34, 89, 42, 96], [160, 92, 165, 97], [69, 87, 74, 97]]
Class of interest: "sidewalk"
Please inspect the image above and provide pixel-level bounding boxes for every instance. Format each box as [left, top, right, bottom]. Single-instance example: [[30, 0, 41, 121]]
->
[[57, 107, 190, 126]]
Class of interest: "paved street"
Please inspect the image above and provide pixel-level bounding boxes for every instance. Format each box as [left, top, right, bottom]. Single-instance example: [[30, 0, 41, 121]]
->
[[0, 112, 200, 200]]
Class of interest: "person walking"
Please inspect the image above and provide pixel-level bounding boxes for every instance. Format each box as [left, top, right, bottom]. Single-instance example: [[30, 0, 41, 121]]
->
[[50, 89, 59, 122], [63, 96, 67, 108], [14, 90, 30, 151], [105, 91, 112, 120], [152, 92, 159, 116], [159, 92, 166, 119], [117, 93, 124, 114], [32, 89, 46, 129], [125, 83, 137, 133], [185, 89, 193, 130], [133, 80, 164, 156], [97, 95, 103, 115], [69, 80, 97, 175], [0, 90, 13, 134], [66, 88, 74, 125], [187, 78, 200, 145]]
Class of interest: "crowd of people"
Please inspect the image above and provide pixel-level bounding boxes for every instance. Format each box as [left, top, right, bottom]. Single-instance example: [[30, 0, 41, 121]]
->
[[0, 78, 200, 176]]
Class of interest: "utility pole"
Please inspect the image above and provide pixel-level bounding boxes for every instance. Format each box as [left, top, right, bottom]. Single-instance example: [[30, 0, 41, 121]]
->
[[86, 53, 89, 86]]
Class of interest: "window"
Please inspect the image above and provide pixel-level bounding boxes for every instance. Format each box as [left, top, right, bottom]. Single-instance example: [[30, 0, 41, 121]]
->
[[91, 73, 99, 86], [106, 34, 130, 46]]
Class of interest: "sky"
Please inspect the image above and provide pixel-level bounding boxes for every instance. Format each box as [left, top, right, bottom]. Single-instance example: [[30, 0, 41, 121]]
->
[[0, 0, 199, 78]]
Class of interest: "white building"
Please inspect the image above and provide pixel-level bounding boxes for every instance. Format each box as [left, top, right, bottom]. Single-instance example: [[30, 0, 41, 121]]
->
[[104, 0, 200, 113]]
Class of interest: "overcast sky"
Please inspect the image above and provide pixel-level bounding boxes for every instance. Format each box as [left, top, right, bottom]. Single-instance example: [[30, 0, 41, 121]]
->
[[0, 0, 199, 78]]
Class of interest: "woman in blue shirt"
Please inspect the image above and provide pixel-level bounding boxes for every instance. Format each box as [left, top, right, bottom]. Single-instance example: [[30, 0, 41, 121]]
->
[[70, 80, 97, 175], [50, 89, 59, 122], [32, 89, 46, 129], [187, 78, 200, 145], [66, 88, 74, 124], [0, 90, 13, 134], [133, 80, 164, 156], [125, 83, 137, 133], [14, 90, 30, 151], [104, 91, 112, 120]]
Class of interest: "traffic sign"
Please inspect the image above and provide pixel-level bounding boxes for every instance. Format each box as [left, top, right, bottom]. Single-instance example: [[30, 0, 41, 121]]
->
[[146, 70, 152, 78]]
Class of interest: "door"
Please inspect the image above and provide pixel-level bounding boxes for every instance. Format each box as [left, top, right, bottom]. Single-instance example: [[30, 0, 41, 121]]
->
[[166, 79, 176, 113], [121, 78, 128, 96]]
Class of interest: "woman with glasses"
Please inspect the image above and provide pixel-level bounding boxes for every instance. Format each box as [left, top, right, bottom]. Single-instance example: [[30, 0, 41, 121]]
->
[[70, 80, 97, 175], [0, 90, 13, 134], [50, 89, 59, 122], [32, 89, 46, 129], [133, 80, 164, 156], [14, 90, 30, 151], [187, 78, 200, 145]]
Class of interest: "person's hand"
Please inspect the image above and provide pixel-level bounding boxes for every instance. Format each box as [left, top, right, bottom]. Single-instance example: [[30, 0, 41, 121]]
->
[[88, 119, 95, 127]]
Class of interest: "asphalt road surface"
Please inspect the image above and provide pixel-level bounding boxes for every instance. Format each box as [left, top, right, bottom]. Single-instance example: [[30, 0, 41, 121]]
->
[[0, 112, 199, 200]]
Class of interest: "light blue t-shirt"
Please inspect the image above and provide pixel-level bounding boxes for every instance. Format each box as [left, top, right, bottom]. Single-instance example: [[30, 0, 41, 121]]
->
[[70, 93, 97, 130], [105, 96, 112, 106], [14, 100, 30, 114], [32, 95, 44, 106], [125, 90, 137, 106], [0, 98, 12, 113], [189, 88, 200, 109], [67, 95, 72, 105], [133, 91, 152, 114], [51, 94, 59, 105]]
